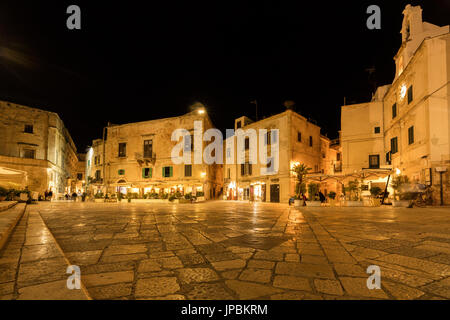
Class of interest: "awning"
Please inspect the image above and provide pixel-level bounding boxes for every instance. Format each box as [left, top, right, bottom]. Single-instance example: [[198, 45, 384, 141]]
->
[[305, 168, 394, 183], [0, 166, 27, 187]]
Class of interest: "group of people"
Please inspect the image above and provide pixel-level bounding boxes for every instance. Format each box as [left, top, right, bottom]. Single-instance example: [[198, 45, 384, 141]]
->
[[296, 190, 327, 206], [65, 191, 83, 201], [43, 190, 53, 201]]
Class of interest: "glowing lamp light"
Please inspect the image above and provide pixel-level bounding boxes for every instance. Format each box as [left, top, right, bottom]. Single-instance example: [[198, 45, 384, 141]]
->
[[200, 172, 207, 178], [400, 84, 407, 100], [396, 168, 401, 175], [198, 109, 205, 115]]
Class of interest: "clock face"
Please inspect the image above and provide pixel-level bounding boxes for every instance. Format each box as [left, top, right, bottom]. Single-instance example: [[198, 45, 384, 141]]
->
[[400, 84, 407, 99]]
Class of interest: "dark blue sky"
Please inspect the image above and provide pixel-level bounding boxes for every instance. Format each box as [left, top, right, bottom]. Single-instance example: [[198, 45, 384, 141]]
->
[[1, 0, 449, 151]]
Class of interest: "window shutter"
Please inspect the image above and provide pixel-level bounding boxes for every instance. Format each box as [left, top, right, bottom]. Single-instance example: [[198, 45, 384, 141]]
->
[[142, 168, 146, 178], [169, 166, 173, 177], [149, 168, 152, 178], [162, 167, 165, 177]]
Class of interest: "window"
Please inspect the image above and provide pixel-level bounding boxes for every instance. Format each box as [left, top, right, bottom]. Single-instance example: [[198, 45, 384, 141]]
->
[[297, 132, 302, 142], [386, 151, 391, 165], [184, 165, 192, 177], [118, 169, 125, 175], [226, 148, 231, 158], [322, 153, 326, 159], [391, 137, 398, 154], [162, 166, 173, 178], [392, 103, 397, 118], [337, 153, 341, 161], [23, 149, 35, 159], [369, 155, 380, 169], [118, 143, 127, 157], [374, 127, 380, 134], [246, 162, 252, 176], [144, 140, 153, 158], [24, 125, 33, 133], [142, 167, 152, 178], [77, 173, 83, 180], [236, 121, 241, 129], [94, 155, 101, 165], [309, 136, 313, 147], [408, 126, 414, 145], [227, 168, 231, 179], [95, 170, 101, 180], [245, 137, 250, 150], [407, 86, 413, 104]]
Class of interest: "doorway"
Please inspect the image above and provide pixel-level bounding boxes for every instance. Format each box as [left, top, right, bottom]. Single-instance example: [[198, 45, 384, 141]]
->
[[270, 184, 280, 203]]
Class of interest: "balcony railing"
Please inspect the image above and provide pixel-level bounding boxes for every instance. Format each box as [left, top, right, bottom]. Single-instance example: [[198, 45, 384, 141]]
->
[[135, 152, 156, 165]]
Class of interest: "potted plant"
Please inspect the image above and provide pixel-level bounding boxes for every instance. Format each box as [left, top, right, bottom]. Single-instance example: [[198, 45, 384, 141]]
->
[[328, 191, 337, 206], [291, 163, 311, 207], [344, 180, 363, 206], [370, 186, 382, 207], [94, 192, 104, 203], [306, 183, 321, 206], [0, 187, 7, 201], [391, 175, 410, 207]]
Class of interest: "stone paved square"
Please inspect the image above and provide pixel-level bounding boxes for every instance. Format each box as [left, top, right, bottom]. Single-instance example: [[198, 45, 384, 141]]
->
[[0, 202, 449, 300]]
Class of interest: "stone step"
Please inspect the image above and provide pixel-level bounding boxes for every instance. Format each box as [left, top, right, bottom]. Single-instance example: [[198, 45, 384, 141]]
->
[[14, 209, 91, 300], [0, 201, 18, 213], [0, 203, 25, 251]]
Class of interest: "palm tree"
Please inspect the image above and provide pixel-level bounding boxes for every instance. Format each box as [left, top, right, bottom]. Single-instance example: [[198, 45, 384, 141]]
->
[[291, 163, 311, 198]]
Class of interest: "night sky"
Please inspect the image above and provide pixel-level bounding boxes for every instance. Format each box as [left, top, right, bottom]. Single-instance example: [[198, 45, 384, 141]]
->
[[1, 0, 449, 151]]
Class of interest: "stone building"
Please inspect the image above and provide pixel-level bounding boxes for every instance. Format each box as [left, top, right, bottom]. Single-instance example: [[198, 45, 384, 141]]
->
[[0, 100, 78, 195], [223, 109, 338, 203], [68, 153, 86, 194], [86, 106, 223, 199], [341, 5, 450, 204]]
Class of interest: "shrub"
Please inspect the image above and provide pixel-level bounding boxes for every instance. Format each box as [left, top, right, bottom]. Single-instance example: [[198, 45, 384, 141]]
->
[[307, 183, 320, 201], [175, 191, 182, 199], [370, 186, 382, 197], [391, 175, 410, 199], [94, 192, 104, 199], [161, 193, 169, 199], [328, 191, 336, 200], [345, 180, 360, 201], [295, 183, 306, 196], [0, 186, 8, 197], [169, 195, 177, 202], [184, 193, 192, 200]]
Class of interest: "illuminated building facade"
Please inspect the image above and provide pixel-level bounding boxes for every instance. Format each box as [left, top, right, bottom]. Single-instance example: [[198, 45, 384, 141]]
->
[[341, 5, 450, 204], [86, 105, 223, 200], [0, 100, 78, 195], [223, 109, 339, 203]]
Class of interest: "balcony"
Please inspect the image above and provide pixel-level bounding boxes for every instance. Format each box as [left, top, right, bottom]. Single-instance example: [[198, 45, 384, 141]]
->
[[135, 152, 156, 165]]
